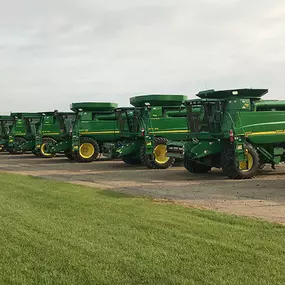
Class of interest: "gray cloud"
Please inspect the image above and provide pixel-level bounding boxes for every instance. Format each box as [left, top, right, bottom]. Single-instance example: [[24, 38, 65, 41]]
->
[[0, 0, 285, 113]]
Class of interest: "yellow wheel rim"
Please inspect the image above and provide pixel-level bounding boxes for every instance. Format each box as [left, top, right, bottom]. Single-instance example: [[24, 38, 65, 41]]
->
[[40, 143, 52, 157], [79, 143, 95, 159], [239, 150, 253, 172], [153, 144, 170, 164]]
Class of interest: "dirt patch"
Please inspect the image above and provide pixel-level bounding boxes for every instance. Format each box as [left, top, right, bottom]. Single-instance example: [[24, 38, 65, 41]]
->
[[1, 153, 285, 223], [153, 198, 285, 224]]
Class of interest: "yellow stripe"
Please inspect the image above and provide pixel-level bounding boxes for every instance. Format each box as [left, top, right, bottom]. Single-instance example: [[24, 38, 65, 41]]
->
[[80, 131, 120, 135], [42, 132, 60, 135], [149, 130, 188, 134], [245, 130, 285, 136], [81, 130, 188, 135]]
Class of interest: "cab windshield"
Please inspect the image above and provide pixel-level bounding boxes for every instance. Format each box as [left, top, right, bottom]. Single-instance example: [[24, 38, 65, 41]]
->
[[115, 108, 145, 135], [186, 100, 225, 133]]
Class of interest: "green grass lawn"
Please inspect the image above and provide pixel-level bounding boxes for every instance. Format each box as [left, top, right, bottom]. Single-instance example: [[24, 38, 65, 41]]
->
[[0, 173, 284, 285]]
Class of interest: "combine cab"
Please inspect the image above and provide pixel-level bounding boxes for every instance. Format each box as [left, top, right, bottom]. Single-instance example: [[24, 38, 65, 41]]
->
[[8, 113, 42, 154], [35, 111, 76, 157], [49, 102, 120, 162], [167, 88, 285, 179], [112, 94, 189, 169], [0, 116, 14, 152]]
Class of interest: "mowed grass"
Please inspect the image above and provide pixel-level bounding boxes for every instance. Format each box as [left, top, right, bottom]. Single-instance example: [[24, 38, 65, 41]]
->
[[0, 174, 284, 285]]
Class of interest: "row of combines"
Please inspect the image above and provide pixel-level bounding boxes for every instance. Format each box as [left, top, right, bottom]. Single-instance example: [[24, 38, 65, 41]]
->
[[1, 89, 285, 179], [0, 94, 189, 169]]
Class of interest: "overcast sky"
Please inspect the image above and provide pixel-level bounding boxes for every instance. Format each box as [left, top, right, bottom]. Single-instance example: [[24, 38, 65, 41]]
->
[[0, 0, 284, 114]]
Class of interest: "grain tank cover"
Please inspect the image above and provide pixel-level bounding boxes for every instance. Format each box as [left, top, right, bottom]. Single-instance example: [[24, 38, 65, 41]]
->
[[255, 100, 285, 110], [130, 94, 187, 107], [40, 111, 75, 116], [10, 112, 42, 119], [71, 102, 118, 112], [197, 89, 268, 99], [0, 115, 13, 120]]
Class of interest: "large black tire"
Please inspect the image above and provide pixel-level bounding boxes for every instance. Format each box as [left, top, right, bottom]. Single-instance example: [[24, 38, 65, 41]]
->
[[33, 151, 41, 157], [221, 143, 259, 179], [258, 162, 266, 170], [8, 137, 26, 154], [40, 137, 57, 158], [184, 159, 211, 173], [122, 156, 141, 165], [140, 137, 175, 169], [75, 137, 100, 163], [65, 150, 75, 161]]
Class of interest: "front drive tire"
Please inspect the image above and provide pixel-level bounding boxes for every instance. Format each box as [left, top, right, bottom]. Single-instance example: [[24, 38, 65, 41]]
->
[[76, 137, 100, 163], [221, 143, 259, 179]]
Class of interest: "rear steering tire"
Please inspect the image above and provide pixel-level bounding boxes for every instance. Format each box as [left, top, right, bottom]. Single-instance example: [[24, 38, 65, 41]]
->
[[122, 156, 141, 165], [221, 143, 259, 179], [140, 137, 175, 169], [258, 163, 266, 170], [184, 159, 211, 173], [65, 151, 75, 161]]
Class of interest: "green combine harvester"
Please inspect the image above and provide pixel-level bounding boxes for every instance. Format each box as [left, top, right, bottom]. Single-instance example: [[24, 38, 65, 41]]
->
[[8, 113, 42, 154], [110, 94, 189, 169], [0, 116, 14, 152], [167, 88, 285, 179], [48, 102, 120, 162], [34, 111, 76, 157]]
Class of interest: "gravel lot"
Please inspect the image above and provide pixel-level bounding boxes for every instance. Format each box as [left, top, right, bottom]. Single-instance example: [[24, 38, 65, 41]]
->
[[1, 153, 285, 223]]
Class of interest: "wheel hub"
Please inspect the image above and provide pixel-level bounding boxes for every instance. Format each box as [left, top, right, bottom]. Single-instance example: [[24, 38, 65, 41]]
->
[[41, 143, 52, 157], [153, 144, 170, 164], [79, 143, 95, 159], [239, 151, 253, 172]]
